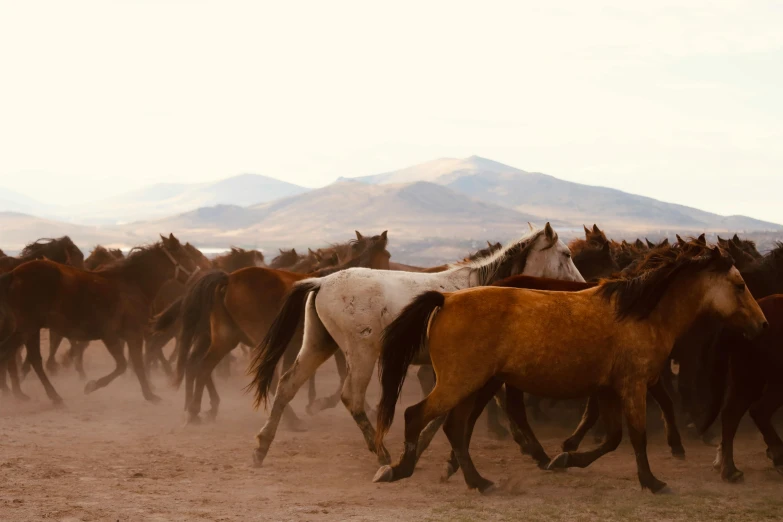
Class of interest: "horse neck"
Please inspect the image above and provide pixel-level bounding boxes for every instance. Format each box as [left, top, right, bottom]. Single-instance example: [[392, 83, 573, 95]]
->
[[742, 261, 782, 299], [644, 275, 712, 350], [103, 252, 175, 302]]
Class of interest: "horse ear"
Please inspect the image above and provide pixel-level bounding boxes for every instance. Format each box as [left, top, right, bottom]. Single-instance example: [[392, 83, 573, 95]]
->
[[646, 239, 655, 248], [169, 233, 179, 244], [544, 222, 555, 241], [592, 224, 600, 234], [308, 248, 315, 255], [634, 239, 645, 249], [381, 230, 388, 241], [487, 240, 493, 248], [675, 234, 684, 245], [528, 222, 536, 232], [710, 246, 722, 259], [696, 233, 706, 245], [660, 238, 670, 247], [583, 225, 590, 237], [602, 241, 611, 253], [732, 233, 741, 243], [355, 231, 364, 240], [330, 252, 339, 264]]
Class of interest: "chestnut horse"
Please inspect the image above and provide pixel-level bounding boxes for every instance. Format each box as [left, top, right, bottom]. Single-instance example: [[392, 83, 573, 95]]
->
[[0, 234, 200, 404], [83, 246, 124, 270], [154, 232, 391, 424], [374, 247, 766, 493]]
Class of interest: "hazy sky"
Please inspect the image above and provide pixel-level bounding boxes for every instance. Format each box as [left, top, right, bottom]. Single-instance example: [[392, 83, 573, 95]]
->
[[1, 1, 782, 223]]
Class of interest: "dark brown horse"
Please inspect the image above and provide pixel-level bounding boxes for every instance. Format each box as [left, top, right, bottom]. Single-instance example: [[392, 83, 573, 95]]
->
[[0, 234, 199, 404], [701, 294, 783, 482], [268, 248, 303, 270], [154, 232, 391, 424]]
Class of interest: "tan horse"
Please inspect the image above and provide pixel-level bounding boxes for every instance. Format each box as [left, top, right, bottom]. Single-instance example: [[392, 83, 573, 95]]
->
[[374, 247, 767, 493]]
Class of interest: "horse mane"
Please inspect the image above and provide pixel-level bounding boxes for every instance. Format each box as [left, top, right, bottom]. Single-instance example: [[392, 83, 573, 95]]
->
[[95, 241, 166, 272], [20, 236, 76, 263], [599, 246, 733, 320], [463, 228, 548, 286]]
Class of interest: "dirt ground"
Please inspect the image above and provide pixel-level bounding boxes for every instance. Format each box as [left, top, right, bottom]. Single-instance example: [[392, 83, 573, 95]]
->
[[2, 342, 783, 522]]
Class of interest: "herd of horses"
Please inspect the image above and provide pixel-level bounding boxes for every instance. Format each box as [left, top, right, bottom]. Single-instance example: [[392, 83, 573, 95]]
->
[[1, 223, 782, 495]]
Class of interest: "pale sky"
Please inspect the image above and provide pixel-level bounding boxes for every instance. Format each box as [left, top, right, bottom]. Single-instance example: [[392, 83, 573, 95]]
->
[[1, 1, 781, 223]]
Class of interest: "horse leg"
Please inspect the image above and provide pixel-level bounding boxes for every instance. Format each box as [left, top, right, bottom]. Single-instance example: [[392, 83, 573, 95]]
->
[[183, 333, 212, 422], [253, 302, 337, 467], [306, 348, 349, 415], [622, 385, 668, 493], [84, 339, 127, 395], [339, 355, 390, 464], [485, 392, 510, 440], [277, 338, 304, 429], [748, 383, 783, 474], [374, 374, 487, 484], [716, 390, 753, 482], [441, 379, 504, 483], [6, 351, 29, 401], [504, 385, 551, 468], [125, 337, 160, 403], [73, 342, 88, 380], [442, 381, 504, 493], [188, 339, 236, 424], [46, 331, 63, 375], [24, 331, 64, 406], [547, 390, 623, 471], [145, 331, 173, 378], [562, 394, 600, 452], [649, 379, 685, 458]]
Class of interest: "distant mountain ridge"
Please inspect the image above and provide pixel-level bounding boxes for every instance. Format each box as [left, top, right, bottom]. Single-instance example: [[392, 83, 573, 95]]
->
[[344, 156, 781, 231]]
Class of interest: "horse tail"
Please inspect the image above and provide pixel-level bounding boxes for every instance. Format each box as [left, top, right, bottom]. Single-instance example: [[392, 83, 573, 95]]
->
[[173, 270, 230, 388], [698, 336, 731, 435], [375, 290, 445, 450], [153, 297, 182, 334], [248, 280, 321, 409]]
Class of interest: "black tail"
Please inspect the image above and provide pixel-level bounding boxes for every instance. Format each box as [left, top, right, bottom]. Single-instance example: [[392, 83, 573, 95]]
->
[[248, 280, 321, 409], [173, 270, 229, 388], [375, 290, 445, 450], [153, 297, 182, 334]]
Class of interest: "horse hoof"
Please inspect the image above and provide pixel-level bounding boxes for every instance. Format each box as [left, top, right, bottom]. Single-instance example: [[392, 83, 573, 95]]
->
[[305, 404, 315, 416], [702, 432, 719, 447], [13, 391, 31, 402], [145, 394, 162, 404], [84, 380, 99, 394], [561, 439, 579, 452], [252, 448, 268, 468], [52, 397, 65, 409], [205, 411, 218, 423], [440, 462, 457, 483], [654, 485, 674, 495], [184, 413, 202, 426], [671, 447, 686, 460], [373, 465, 394, 483], [723, 469, 744, 483], [546, 453, 569, 471]]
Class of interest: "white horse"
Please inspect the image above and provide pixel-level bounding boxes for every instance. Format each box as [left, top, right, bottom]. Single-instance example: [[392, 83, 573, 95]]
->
[[249, 223, 584, 466]]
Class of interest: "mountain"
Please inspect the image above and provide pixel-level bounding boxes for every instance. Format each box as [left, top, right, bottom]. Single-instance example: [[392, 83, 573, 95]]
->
[[0, 212, 130, 251], [126, 180, 554, 248], [347, 156, 782, 232], [57, 174, 310, 225]]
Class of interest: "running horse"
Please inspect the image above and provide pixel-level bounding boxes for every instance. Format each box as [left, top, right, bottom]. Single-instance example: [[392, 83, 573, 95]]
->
[[374, 246, 766, 493], [154, 232, 391, 425], [0, 234, 200, 404], [250, 223, 584, 468]]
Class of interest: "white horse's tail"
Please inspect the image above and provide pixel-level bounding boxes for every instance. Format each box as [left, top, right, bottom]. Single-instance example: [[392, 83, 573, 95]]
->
[[248, 279, 321, 408]]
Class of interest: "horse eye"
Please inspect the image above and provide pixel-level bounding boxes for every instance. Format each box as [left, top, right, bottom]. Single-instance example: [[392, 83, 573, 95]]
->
[[735, 283, 746, 292], [564, 252, 571, 259]]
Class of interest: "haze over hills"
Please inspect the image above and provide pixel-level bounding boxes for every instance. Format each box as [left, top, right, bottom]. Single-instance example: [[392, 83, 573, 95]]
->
[[0, 156, 780, 263]]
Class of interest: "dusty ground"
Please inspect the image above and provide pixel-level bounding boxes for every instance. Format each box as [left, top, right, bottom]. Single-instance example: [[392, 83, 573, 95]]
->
[[2, 342, 783, 522]]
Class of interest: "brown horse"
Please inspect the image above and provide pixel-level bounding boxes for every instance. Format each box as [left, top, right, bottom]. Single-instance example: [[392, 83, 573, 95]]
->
[[83, 246, 124, 270], [0, 237, 86, 397], [374, 247, 766, 493], [0, 234, 200, 404], [700, 294, 783, 482], [212, 247, 265, 272], [268, 248, 303, 270], [154, 232, 391, 424]]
